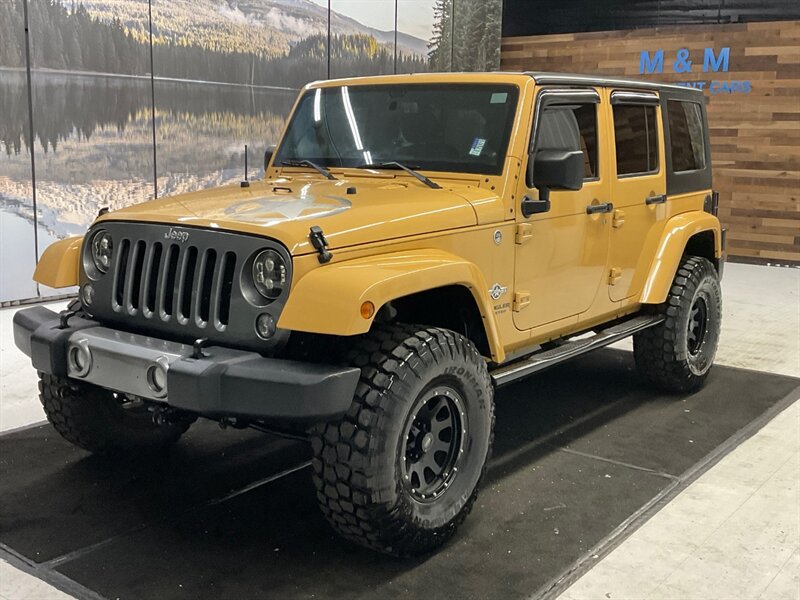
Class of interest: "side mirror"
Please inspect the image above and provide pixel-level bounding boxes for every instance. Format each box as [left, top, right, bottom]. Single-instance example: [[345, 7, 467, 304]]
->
[[521, 150, 585, 218], [531, 149, 585, 191], [263, 145, 277, 174]]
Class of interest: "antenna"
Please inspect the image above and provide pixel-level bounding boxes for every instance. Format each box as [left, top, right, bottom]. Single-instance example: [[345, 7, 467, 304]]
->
[[241, 144, 250, 188]]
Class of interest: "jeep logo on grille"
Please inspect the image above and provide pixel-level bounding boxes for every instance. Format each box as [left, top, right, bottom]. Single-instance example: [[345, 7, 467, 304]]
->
[[164, 228, 190, 243]]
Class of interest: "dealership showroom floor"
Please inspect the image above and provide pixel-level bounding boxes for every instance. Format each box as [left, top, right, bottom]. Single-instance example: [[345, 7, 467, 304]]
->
[[0, 261, 797, 600]]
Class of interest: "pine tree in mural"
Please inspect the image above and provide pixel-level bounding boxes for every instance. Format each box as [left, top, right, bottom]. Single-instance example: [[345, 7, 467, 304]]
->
[[428, 0, 501, 72], [428, 0, 453, 71]]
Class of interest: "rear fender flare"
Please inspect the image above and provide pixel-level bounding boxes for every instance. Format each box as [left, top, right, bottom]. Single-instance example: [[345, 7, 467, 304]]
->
[[640, 212, 722, 304]]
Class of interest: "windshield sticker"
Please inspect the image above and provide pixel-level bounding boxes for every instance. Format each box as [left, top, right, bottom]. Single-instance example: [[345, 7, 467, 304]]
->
[[490, 92, 508, 104], [469, 138, 487, 157]]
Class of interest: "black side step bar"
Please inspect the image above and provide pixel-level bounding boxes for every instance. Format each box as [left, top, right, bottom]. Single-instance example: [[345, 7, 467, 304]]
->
[[491, 314, 665, 388]]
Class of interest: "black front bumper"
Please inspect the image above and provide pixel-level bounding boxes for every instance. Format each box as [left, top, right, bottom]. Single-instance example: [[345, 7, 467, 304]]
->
[[13, 307, 360, 422]]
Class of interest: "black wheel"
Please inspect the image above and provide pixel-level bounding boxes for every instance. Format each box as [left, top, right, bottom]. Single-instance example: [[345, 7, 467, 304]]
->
[[311, 325, 494, 557], [39, 373, 192, 454], [634, 256, 722, 393]]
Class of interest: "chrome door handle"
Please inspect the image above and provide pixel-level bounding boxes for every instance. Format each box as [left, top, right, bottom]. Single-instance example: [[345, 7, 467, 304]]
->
[[586, 202, 614, 215], [645, 194, 667, 205]]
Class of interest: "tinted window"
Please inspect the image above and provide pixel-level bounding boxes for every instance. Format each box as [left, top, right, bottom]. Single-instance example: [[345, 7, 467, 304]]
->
[[613, 105, 658, 176], [275, 84, 519, 175], [575, 104, 598, 178], [534, 103, 598, 179], [668, 100, 706, 172]]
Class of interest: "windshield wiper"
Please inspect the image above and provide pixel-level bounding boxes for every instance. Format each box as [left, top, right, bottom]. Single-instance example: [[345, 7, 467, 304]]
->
[[358, 161, 441, 189], [280, 159, 337, 180]]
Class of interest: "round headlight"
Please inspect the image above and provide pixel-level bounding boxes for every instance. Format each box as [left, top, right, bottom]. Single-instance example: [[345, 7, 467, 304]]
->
[[252, 249, 287, 300], [91, 230, 113, 273]]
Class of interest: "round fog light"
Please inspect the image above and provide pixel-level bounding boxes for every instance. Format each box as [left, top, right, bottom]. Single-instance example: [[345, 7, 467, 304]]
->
[[146, 357, 169, 398], [255, 313, 276, 340], [81, 283, 95, 306], [68, 340, 92, 377]]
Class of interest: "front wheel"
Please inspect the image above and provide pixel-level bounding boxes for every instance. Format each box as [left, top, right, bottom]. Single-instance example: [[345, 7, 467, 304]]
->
[[39, 373, 192, 454], [634, 256, 722, 393], [311, 325, 494, 557]]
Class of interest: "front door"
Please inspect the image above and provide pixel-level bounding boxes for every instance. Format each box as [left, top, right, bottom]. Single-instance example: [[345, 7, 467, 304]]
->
[[513, 88, 611, 331]]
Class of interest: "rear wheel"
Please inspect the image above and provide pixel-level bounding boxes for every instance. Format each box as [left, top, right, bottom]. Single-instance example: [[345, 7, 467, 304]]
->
[[39, 373, 192, 454], [634, 256, 722, 393], [311, 325, 494, 557]]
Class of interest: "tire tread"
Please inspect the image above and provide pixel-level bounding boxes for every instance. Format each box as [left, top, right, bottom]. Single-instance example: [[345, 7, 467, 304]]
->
[[311, 324, 494, 556]]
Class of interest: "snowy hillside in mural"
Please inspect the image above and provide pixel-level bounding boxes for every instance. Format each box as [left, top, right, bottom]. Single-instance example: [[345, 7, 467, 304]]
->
[[0, 0, 502, 301]]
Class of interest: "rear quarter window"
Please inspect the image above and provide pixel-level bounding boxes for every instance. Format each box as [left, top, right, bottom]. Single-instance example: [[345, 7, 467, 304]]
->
[[668, 100, 706, 172]]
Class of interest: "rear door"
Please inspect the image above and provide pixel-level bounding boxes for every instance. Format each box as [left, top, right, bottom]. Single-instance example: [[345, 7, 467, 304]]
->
[[606, 90, 668, 302]]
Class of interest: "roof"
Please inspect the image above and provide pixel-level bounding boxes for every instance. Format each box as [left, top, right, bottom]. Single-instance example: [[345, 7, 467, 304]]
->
[[524, 72, 701, 94], [308, 71, 702, 97]]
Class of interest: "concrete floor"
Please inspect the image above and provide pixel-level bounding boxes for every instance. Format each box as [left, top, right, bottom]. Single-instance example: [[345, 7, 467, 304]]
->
[[0, 262, 798, 599]]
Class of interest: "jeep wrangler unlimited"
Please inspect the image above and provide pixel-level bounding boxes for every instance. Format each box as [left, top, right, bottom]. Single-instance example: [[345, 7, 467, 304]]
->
[[14, 72, 724, 557]]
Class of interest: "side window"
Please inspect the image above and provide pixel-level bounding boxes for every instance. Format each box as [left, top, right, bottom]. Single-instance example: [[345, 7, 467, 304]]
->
[[534, 103, 598, 180], [612, 104, 658, 176], [668, 100, 706, 172]]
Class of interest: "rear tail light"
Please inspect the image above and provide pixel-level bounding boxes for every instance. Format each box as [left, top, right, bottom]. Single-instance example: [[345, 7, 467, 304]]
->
[[704, 191, 720, 216]]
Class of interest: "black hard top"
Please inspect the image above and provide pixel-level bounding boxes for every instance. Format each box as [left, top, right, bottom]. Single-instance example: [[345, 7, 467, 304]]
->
[[522, 71, 703, 97]]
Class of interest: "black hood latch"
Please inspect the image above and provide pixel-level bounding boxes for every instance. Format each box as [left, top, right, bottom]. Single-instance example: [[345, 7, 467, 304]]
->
[[309, 226, 333, 264]]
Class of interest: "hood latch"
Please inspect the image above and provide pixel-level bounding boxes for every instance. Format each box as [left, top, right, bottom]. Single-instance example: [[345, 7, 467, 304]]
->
[[309, 226, 333, 264]]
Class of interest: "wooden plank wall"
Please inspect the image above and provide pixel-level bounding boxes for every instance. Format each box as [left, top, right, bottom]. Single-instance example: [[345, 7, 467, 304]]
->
[[501, 21, 800, 264]]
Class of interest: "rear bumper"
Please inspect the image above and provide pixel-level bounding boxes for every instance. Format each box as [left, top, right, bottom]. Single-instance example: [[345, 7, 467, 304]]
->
[[13, 307, 360, 422]]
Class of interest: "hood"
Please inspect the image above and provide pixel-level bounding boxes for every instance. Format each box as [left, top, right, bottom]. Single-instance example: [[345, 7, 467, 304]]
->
[[100, 175, 485, 255]]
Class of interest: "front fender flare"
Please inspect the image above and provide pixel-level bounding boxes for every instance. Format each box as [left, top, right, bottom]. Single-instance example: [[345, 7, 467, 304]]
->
[[33, 236, 83, 288], [279, 249, 504, 362], [640, 212, 722, 304]]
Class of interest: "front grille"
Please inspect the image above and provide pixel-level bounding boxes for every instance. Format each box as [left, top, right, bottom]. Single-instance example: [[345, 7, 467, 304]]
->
[[81, 222, 292, 353], [111, 239, 236, 331]]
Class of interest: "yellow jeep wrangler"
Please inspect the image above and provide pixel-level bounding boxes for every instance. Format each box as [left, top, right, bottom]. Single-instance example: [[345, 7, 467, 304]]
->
[[14, 72, 724, 556]]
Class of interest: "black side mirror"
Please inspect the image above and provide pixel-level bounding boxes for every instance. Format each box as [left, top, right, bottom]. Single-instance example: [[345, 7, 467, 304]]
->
[[531, 149, 585, 191], [263, 145, 277, 174], [521, 150, 585, 218]]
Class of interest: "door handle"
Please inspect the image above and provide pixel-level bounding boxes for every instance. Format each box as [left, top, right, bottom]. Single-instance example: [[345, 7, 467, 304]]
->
[[586, 202, 614, 215], [645, 194, 667, 205]]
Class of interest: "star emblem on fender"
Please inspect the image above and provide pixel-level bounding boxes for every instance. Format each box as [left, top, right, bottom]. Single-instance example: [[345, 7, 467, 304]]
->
[[489, 283, 508, 301]]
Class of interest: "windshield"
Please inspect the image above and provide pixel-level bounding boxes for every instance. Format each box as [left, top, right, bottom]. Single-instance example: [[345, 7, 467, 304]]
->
[[274, 84, 520, 175]]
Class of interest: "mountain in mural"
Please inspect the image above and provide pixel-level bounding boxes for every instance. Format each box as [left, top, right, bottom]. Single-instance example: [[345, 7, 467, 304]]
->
[[54, 0, 428, 57]]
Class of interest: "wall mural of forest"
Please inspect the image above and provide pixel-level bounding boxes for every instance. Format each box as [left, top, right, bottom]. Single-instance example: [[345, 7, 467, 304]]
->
[[0, 0, 502, 303]]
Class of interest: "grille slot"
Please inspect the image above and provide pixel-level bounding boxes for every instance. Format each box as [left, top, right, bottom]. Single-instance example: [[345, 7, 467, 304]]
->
[[177, 246, 198, 324], [196, 249, 217, 326], [217, 252, 236, 326], [127, 240, 146, 312], [161, 244, 180, 319], [113, 239, 131, 310], [109, 239, 233, 332], [142, 242, 163, 317]]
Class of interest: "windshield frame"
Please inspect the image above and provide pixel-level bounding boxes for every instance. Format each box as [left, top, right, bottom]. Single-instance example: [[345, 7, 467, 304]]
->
[[274, 82, 521, 177]]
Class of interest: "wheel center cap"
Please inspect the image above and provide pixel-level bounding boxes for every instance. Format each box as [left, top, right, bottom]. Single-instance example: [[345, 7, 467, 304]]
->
[[420, 432, 434, 453]]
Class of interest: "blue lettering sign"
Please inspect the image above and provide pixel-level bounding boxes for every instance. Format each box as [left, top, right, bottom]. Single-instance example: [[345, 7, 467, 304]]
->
[[639, 50, 664, 74], [703, 47, 730, 72], [673, 48, 693, 73]]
